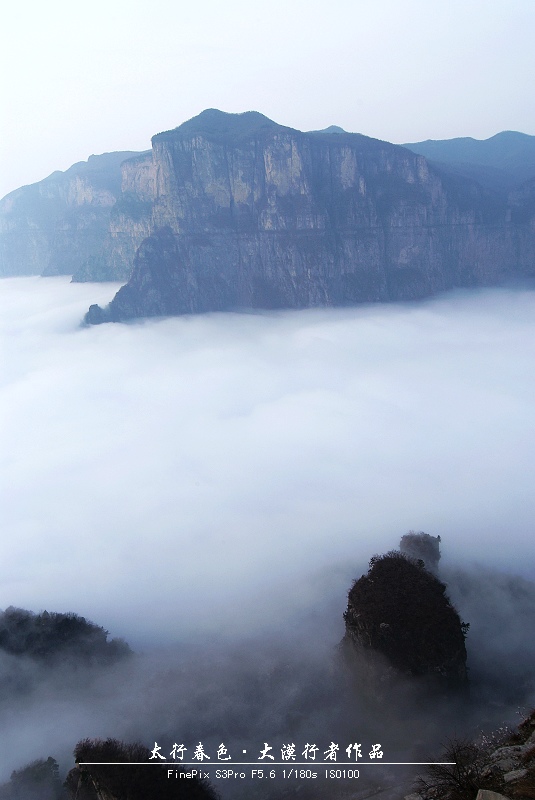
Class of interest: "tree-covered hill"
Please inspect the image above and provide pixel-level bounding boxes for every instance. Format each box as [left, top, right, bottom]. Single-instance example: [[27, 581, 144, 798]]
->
[[0, 607, 131, 665]]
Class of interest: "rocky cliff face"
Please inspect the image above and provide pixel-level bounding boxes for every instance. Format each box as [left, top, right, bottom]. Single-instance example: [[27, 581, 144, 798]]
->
[[84, 109, 535, 323], [73, 151, 156, 282], [4, 111, 535, 316], [0, 151, 142, 279]]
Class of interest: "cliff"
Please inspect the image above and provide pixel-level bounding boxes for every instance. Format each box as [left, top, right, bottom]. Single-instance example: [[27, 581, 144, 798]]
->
[[0, 151, 142, 279], [74, 151, 155, 281], [84, 109, 535, 323], [3, 111, 535, 317]]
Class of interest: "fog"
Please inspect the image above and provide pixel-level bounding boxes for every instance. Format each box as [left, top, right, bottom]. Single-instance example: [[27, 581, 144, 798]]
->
[[1, 277, 535, 786]]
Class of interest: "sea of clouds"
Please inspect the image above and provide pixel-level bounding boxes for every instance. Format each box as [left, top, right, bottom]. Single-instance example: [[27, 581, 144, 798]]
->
[[1, 277, 534, 785]]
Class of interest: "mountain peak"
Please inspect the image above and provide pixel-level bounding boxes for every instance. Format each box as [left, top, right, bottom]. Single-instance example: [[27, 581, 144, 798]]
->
[[309, 124, 347, 134], [153, 109, 286, 143]]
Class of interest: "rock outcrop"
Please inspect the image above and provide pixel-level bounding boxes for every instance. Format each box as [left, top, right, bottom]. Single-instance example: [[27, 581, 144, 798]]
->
[[400, 531, 441, 574], [413, 708, 535, 800], [83, 109, 535, 323], [0, 151, 141, 279], [343, 550, 469, 693], [77, 151, 155, 282]]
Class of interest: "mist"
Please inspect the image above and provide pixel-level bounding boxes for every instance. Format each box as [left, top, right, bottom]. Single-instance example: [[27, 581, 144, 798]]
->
[[1, 277, 535, 787]]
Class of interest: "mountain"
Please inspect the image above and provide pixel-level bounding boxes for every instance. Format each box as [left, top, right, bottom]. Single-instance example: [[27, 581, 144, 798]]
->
[[0, 150, 142, 279], [403, 131, 535, 192], [2, 111, 535, 321], [84, 109, 535, 323]]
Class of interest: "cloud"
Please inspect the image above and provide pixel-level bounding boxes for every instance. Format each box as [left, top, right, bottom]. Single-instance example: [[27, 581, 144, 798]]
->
[[1, 278, 535, 646], [1, 277, 535, 788]]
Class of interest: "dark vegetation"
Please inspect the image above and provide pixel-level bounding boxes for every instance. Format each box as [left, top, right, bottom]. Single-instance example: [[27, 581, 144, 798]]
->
[[1, 533, 534, 800], [343, 551, 469, 690], [65, 739, 218, 800], [0, 758, 65, 800], [0, 607, 131, 665], [416, 738, 499, 800], [415, 708, 535, 800], [153, 108, 284, 144]]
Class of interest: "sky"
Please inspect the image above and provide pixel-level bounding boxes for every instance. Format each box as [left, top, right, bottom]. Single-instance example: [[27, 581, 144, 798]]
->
[[1, 0, 535, 199]]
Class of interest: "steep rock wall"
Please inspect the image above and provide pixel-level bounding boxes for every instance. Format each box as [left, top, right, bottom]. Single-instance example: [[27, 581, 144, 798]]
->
[[85, 111, 535, 322], [0, 151, 142, 279], [74, 152, 156, 281]]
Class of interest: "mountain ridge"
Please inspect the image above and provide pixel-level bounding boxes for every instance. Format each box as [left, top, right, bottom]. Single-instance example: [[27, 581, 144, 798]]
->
[[403, 130, 535, 191], [2, 110, 535, 320], [83, 109, 535, 323]]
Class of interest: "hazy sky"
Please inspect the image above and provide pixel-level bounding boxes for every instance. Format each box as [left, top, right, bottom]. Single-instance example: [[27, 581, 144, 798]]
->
[[1, 0, 535, 199]]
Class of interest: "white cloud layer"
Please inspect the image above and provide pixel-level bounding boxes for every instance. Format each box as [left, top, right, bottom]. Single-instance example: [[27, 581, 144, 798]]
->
[[1, 278, 535, 648]]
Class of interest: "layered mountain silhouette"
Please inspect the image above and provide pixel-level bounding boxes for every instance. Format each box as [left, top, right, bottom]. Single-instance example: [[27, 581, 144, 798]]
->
[[1, 110, 535, 322], [403, 131, 535, 191]]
